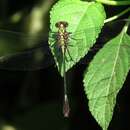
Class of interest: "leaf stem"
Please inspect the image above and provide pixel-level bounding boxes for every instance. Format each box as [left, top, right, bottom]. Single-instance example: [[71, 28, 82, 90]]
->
[[104, 7, 130, 23], [95, 0, 130, 6]]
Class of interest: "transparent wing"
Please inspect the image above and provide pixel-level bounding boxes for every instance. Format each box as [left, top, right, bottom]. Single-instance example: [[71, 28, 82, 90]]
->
[[0, 44, 55, 70], [60, 19, 130, 66], [0, 19, 129, 70], [72, 19, 130, 65], [0, 30, 55, 70], [69, 19, 130, 43]]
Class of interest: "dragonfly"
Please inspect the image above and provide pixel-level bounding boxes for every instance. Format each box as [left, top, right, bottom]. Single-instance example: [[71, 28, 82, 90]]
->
[[0, 19, 129, 70], [0, 19, 129, 117], [54, 21, 71, 117]]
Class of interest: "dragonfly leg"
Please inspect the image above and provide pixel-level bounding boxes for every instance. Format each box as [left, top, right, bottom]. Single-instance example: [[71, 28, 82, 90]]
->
[[65, 45, 76, 64]]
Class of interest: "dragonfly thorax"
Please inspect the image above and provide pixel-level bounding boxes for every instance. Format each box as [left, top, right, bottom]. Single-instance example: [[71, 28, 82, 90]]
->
[[55, 21, 70, 54], [55, 21, 68, 35]]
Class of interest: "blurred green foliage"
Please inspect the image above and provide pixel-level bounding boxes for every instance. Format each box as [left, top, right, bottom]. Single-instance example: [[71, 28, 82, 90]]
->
[[0, 0, 56, 55]]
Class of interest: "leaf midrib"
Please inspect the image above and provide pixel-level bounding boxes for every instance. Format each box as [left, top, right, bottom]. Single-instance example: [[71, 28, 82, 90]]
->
[[106, 31, 124, 97], [103, 31, 125, 126]]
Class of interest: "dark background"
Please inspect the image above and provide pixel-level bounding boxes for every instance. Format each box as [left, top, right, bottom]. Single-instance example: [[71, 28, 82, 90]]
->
[[0, 0, 129, 130]]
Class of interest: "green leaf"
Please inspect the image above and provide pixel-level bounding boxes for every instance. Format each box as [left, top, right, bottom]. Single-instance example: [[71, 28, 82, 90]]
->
[[49, 0, 106, 76], [83, 30, 130, 130]]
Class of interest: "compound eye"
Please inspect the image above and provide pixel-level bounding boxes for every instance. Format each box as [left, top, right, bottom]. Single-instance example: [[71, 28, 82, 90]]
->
[[55, 22, 60, 28], [64, 22, 68, 27], [55, 21, 68, 28]]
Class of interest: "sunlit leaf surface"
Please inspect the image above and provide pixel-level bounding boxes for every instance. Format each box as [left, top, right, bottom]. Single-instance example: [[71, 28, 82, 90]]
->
[[83, 29, 130, 130], [49, 0, 106, 76]]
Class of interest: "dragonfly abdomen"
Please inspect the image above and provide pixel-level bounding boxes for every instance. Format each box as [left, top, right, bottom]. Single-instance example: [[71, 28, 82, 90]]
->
[[55, 21, 70, 117]]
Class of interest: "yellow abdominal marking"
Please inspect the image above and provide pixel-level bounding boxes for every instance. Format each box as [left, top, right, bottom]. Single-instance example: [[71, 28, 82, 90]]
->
[[59, 25, 66, 53]]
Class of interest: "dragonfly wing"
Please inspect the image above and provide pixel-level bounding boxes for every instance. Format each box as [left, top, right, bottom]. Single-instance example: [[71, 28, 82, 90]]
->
[[69, 19, 130, 65], [0, 30, 55, 70], [70, 19, 130, 43], [0, 43, 55, 70], [0, 19, 129, 70]]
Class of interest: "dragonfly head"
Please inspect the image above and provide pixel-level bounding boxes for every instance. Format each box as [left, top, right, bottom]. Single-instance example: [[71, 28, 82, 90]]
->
[[55, 21, 68, 28]]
